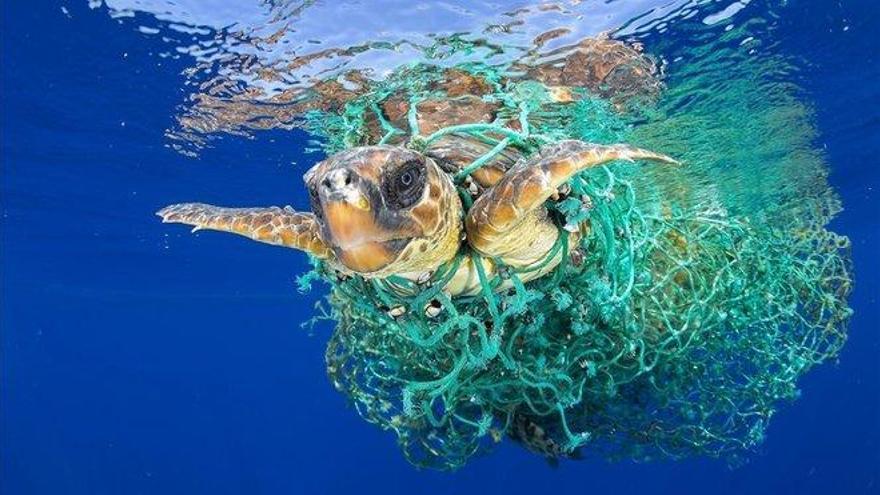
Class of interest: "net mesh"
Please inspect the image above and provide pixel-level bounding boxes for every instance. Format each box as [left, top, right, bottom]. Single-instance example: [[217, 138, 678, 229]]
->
[[296, 62, 852, 470]]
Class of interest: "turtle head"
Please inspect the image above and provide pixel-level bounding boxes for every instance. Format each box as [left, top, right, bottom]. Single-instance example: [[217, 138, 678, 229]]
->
[[304, 146, 462, 276]]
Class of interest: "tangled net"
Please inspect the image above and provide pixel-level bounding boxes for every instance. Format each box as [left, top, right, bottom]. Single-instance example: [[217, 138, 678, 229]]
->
[[296, 62, 853, 469]]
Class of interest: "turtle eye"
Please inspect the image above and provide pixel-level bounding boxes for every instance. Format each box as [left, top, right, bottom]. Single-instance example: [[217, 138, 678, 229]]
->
[[383, 159, 426, 209]]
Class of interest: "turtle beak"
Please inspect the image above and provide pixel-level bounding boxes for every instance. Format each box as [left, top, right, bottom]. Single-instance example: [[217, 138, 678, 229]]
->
[[318, 168, 374, 248], [322, 200, 399, 273], [316, 168, 398, 273], [323, 200, 378, 248]]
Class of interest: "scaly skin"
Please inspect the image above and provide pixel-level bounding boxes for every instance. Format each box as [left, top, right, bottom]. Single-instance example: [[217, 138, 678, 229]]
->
[[159, 38, 674, 296], [159, 142, 676, 296]]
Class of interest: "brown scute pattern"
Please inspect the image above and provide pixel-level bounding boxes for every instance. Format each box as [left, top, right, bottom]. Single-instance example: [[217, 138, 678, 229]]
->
[[425, 134, 523, 187], [170, 38, 657, 149], [364, 95, 499, 143], [415, 96, 498, 136], [157, 203, 331, 259], [430, 69, 494, 98], [309, 78, 364, 112], [377, 92, 410, 129], [511, 37, 661, 103]]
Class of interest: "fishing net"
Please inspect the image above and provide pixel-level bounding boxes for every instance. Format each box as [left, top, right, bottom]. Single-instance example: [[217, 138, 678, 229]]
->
[[296, 62, 852, 470]]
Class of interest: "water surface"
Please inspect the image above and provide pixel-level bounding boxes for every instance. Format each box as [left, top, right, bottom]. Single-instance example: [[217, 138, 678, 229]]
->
[[2, 1, 878, 493]]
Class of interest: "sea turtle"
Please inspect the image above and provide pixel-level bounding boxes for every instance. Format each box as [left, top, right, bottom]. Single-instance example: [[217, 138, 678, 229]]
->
[[158, 140, 675, 297], [158, 41, 677, 465], [159, 38, 674, 297]]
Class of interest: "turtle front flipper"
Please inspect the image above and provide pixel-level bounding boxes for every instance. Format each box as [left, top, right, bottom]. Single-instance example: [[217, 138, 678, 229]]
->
[[465, 140, 677, 263], [157, 203, 331, 259]]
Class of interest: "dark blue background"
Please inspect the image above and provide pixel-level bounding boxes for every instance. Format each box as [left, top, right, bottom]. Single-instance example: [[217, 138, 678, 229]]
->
[[2, 1, 878, 494]]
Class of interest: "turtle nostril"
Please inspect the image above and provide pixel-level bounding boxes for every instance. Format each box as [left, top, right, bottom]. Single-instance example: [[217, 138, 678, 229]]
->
[[323, 168, 355, 192]]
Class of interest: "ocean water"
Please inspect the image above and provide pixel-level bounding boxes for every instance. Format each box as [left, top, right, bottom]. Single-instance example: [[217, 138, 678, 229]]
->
[[2, 0, 878, 494]]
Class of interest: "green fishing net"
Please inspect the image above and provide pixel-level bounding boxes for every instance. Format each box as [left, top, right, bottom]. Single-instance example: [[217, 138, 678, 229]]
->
[[296, 62, 852, 470]]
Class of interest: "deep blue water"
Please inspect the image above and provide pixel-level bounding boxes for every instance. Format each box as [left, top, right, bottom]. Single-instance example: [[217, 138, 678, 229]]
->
[[2, 1, 878, 494]]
